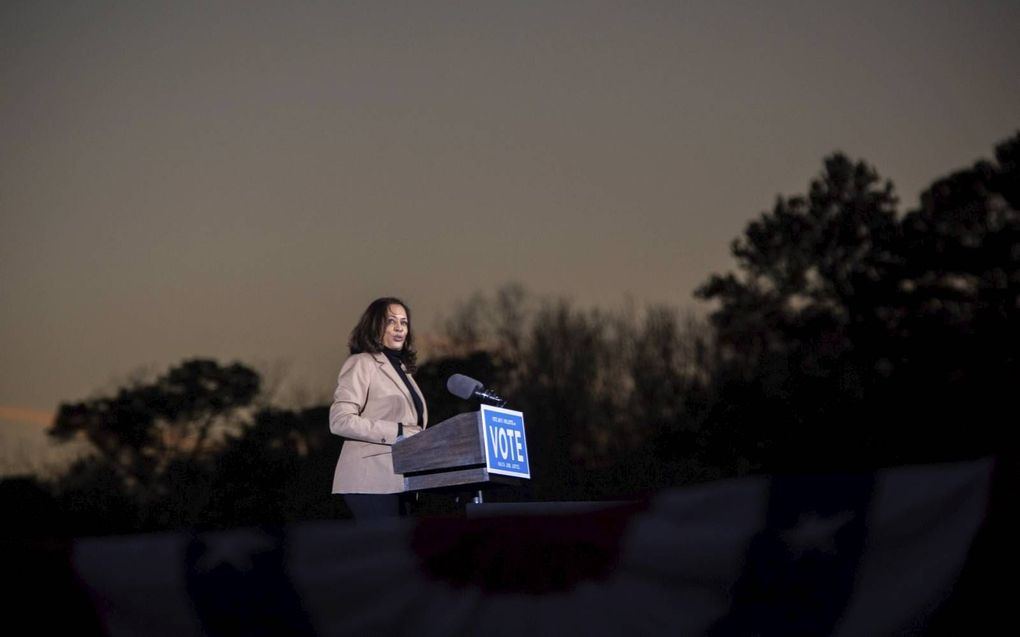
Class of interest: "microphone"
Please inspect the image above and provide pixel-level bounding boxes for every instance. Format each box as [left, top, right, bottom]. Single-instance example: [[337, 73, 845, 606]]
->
[[447, 374, 507, 407]]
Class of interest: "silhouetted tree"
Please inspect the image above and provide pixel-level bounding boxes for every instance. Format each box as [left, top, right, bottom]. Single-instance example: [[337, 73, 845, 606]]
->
[[200, 405, 338, 527], [414, 350, 501, 425], [49, 359, 259, 480], [887, 132, 1019, 456], [696, 154, 901, 469], [696, 133, 1018, 470], [432, 286, 714, 499], [698, 154, 899, 354], [48, 359, 260, 531], [626, 308, 717, 484]]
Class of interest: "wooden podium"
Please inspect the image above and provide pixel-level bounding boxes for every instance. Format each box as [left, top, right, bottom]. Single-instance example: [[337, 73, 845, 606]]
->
[[391, 411, 523, 492]]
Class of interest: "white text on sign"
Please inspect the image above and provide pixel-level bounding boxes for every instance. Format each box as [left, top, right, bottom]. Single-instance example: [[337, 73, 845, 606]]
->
[[487, 425, 525, 463]]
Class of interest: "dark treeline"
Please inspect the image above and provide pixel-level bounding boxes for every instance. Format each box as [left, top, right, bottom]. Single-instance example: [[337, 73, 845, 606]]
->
[[3, 132, 1016, 536]]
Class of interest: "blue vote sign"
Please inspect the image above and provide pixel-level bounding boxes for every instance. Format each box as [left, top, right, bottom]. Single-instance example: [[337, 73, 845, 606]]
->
[[479, 405, 531, 479]]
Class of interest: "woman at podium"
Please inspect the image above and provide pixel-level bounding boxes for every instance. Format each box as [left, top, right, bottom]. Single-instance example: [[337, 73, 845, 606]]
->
[[329, 297, 428, 520]]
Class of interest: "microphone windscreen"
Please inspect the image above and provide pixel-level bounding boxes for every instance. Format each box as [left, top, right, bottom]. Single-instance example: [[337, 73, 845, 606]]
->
[[447, 373, 483, 400]]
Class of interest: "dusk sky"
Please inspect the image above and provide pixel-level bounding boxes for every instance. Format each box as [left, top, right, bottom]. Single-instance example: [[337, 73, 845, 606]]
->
[[2, 1, 1017, 474]]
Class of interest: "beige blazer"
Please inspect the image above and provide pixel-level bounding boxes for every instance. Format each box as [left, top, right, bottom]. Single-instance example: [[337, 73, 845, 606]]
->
[[329, 352, 428, 494]]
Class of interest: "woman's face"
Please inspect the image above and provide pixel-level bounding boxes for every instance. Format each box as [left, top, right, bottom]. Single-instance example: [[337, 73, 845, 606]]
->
[[382, 304, 409, 350]]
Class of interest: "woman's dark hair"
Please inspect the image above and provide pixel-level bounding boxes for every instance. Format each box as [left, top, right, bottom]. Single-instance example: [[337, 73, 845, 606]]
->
[[348, 297, 417, 372]]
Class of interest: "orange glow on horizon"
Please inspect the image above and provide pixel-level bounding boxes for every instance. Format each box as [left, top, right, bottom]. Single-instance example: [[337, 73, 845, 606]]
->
[[0, 406, 54, 428]]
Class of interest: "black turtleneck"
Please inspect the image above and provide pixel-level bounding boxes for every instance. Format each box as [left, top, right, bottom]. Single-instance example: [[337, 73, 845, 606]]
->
[[383, 348, 424, 430]]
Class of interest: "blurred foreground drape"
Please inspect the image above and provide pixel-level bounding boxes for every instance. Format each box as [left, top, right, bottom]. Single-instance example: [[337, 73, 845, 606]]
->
[[55, 458, 997, 636]]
